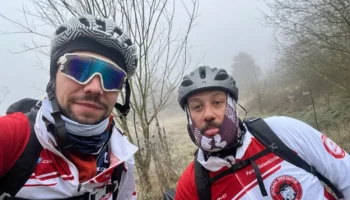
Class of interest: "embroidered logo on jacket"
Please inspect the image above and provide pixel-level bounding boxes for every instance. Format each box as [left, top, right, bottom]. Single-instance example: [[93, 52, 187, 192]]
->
[[270, 175, 302, 200]]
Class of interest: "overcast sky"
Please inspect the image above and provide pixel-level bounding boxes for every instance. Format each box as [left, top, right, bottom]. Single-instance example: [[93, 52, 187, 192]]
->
[[0, 0, 275, 114]]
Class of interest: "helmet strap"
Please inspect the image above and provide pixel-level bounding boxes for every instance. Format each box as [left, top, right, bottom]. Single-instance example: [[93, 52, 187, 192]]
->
[[185, 105, 199, 147], [47, 82, 74, 151], [114, 79, 131, 118], [237, 103, 248, 121], [187, 124, 198, 147]]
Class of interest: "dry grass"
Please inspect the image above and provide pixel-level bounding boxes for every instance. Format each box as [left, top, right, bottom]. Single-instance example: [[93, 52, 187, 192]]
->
[[161, 113, 197, 165], [130, 111, 195, 200]]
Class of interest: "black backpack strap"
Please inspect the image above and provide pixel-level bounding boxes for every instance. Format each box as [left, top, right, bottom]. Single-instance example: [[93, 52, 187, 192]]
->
[[107, 120, 125, 199], [203, 146, 275, 197], [162, 189, 176, 200], [194, 151, 211, 200], [104, 119, 125, 200], [244, 117, 344, 199], [193, 147, 272, 199], [111, 162, 124, 200], [0, 109, 42, 198]]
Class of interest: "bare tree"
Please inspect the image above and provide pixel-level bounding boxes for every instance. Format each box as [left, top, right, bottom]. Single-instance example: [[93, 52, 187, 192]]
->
[[0, 0, 199, 198], [263, 0, 350, 98], [231, 52, 266, 113], [0, 87, 10, 107], [232, 52, 262, 91], [248, 69, 267, 114]]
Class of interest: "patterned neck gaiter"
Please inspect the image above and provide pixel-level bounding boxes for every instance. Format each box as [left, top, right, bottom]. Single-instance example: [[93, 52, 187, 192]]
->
[[186, 94, 240, 152]]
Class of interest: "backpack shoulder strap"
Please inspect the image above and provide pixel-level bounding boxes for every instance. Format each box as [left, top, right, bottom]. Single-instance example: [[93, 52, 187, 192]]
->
[[244, 117, 344, 199], [162, 189, 176, 200], [194, 150, 211, 200], [111, 162, 124, 200], [105, 119, 126, 200], [0, 108, 42, 197], [244, 117, 296, 158]]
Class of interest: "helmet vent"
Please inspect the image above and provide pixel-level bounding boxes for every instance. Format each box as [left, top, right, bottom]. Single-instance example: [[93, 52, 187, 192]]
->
[[55, 27, 67, 35], [79, 18, 90, 27], [214, 70, 229, 80], [181, 78, 193, 87], [125, 38, 132, 46], [199, 67, 206, 79], [114, 27, 123, 35], [96, 19, 106, 31]]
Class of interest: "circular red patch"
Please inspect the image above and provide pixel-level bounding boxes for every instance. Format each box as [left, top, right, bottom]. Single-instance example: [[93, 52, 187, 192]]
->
[[270, 175, 303, 200], [322, 134, 345, 159]]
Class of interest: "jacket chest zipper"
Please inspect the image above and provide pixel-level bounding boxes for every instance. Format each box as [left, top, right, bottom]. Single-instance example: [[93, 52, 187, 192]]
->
[[77, 183, 82, 192]]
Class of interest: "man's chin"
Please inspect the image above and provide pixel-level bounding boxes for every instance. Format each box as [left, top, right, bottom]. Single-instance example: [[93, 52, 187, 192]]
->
[[71, 115, 103, 125], [63, 104, 107, 125], [69, 110, 105, 125], [71, 108, 105, 122]]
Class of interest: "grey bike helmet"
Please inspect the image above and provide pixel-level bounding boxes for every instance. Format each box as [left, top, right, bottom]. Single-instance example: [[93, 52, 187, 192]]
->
[[178, 66, 238, 109]]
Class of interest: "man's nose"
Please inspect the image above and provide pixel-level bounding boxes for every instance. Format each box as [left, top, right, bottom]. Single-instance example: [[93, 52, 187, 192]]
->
[[83, 75, 104, 95], [203, 105, 215, 122]]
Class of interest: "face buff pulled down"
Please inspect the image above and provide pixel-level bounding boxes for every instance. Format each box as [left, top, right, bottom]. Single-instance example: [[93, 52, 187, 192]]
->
[[186, 94, 241, 152]]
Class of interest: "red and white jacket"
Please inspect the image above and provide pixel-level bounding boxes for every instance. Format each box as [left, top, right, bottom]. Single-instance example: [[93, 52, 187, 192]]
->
[[175, 116, 350, 200], [0, 108, 138, 200]]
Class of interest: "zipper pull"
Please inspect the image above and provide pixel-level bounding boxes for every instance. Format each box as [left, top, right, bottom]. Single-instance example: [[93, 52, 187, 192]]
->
[[77, 183, 82, 192]]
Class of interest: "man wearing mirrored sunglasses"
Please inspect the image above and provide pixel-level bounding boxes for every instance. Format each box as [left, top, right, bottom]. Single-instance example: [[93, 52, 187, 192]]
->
[[0, 15, 138, 200]]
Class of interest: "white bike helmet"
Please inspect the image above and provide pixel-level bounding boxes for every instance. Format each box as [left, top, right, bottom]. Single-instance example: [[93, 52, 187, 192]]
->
[[50, 14, 137, 79]]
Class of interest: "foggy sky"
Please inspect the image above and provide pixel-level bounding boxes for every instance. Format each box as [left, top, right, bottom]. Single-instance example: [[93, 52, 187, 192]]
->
[[0, 0, 274, 114]]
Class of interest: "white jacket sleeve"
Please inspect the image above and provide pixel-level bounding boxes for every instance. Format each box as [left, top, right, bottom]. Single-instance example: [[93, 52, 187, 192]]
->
[[264, 116, 350, 199], [116, 156, 137, 200]]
